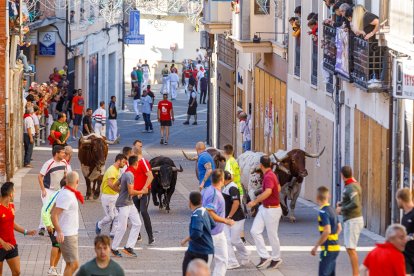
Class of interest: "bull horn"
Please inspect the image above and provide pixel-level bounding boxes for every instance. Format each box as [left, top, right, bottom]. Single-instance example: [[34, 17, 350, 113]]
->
[[272, 153, 288, 163], [277, 164, 290, 175], [79, 138, 91, 144], [105, 135, 120, 145], [305, 146, 326, 158], [182, 150, 198, 161], [172, 165, 184, 172], [152, 166, 161, 171]]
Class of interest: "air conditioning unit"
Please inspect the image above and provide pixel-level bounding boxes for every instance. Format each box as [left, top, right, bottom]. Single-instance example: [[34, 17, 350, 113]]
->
[[200, 31, 210, 49]]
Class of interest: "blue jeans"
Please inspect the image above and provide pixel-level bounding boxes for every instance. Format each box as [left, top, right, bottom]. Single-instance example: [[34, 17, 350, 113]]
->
[[143, 113, 153, 131], [23, 133, 34, 166], [319, 251, 339, 276], [242, 141, 251, 152]]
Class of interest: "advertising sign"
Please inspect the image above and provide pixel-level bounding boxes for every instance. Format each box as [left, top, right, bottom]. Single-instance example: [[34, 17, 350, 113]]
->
[[394, 60, 414, 100], [335, 28, 350, 79], [38, 31, 56, 56], [125, 10, 145, 45]]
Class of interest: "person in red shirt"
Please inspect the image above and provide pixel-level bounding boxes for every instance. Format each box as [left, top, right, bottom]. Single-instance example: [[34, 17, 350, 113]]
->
[[247, 155, 283, 269], [360, 223, 407, 276], [71, 89, 85, 139], [157, 92, 174, 145], [130, 140, 155, 245], [0, 182, 36, 276]]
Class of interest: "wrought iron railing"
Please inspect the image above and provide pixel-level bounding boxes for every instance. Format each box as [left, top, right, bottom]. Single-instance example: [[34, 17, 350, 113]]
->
[[311, 39, 318, 86], [351, 36, 391, 92], [322, 24, 336, 74]]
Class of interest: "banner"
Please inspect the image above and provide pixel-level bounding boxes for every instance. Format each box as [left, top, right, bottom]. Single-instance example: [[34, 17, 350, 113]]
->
[[335, 28, 350, 79], [125, 10, 145, 45], [38, 31, 56, 56]]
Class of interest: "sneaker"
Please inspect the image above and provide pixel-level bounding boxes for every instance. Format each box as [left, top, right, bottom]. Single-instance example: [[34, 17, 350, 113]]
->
[[256, 258, 272, 269], [160, 138, 164, 144], [148, 238, 155, 246], [38, 228, 46, 236], [95, 222, 101, 235], [192, 122, 197, 125], [241, 237, 247, 244], [138, 233, 142, 241], [111, 249, 122, 257], [183, 121, 189, 125], [149, 129, 154, 133], [135, 115, 140, 120], [122, 247, 138, 257], [267, 259, 283, 269], [164, 141, 168, 145], [47, 266, 58, 276], [227, 263, 240, 270]]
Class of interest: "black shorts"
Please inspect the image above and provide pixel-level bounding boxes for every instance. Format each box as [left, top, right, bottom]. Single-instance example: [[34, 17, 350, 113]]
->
[[48, 230, 60, 248], [73, 114, 83, 126], [160, 120, 172, 126], [0, 244, 18, 262]]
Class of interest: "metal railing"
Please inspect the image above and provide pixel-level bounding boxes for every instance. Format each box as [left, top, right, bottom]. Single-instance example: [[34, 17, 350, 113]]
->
[[311, 39, 318, 86], [322, 24, 336, 74]]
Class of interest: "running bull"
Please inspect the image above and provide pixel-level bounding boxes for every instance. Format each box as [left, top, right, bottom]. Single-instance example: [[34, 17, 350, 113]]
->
[[78, 133, 118, 200], [238, 147, 325, 222], [150, 156, 183, 213], [181, 148, 226, 180]]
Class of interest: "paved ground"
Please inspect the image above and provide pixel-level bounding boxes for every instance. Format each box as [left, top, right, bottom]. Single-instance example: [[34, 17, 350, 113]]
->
[[4, 85, 384, 275]]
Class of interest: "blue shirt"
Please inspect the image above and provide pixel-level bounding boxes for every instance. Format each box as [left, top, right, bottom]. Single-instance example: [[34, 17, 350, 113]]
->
[[318, 204, 340, 252], [202, 185, 225, 235], [188, 207, 215, 255], [197, 151, 216, 188]]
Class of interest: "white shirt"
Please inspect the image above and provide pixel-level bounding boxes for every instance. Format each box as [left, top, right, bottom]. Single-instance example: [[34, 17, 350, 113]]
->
[[197, 70, 205, 80], [92, 107, 107, 125], [55, 188, 79, 236], [196, 51, 204, 62], [169, 73, 179, 83], [31, 114, 40, 126], [142, 95, 152, 114], [40, 158, 71, 190], [196, 64, 203, 71], [239, 118, 252, 142], [24, 116, 35, 134]]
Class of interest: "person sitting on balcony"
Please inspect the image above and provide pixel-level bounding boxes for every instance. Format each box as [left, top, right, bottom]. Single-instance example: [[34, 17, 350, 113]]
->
[[289, 17, 301, 38], [351, 5, 379, 40]]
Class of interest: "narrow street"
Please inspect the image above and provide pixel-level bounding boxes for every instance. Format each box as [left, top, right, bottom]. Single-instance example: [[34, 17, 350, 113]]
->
[[6, 85, 382, 276]]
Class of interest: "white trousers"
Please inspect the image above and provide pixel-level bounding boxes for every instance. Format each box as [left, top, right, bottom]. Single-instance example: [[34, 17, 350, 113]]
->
[[224, 220, 249, 266], [39, 188, 55, 229], [250, 206, 282, 261], [212, 231, 228, 276], [94, 122, 106, 137], [98, 194, 119, 236], [107, 120, 117, 141], [184, 78, 189, 91], [161, 77, 170, 94], [170, 82, 178, 99], [112, 205, 142, 250], [143, 73, 149, 88], [133, 99, 141, 116]]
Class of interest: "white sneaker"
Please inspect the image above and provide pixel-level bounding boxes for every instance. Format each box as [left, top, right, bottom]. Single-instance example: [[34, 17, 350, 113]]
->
[[47, 267, 58, 276], [227, 263, 241, 270]]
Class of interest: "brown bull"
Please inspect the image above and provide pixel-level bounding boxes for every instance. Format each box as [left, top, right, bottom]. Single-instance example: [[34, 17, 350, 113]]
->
[[272, 147, 325, 222], [78, 134, 116, 200], [182, 148, 226, 180]]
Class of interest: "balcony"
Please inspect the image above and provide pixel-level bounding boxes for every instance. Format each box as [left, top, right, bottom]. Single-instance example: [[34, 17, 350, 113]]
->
[[311, 39, 318, 86], [201, 0, 232, 34], [322, 24, 336, 74], [351, 36, 391, 92], [294, 37, 300, 77]]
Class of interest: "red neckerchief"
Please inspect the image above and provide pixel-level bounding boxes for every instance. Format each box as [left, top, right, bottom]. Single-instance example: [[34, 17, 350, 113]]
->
[[239, 118, 246, 122], [23, 114, 32, 119], [64, 186, 84, 204], [345, 178, 357, 186]]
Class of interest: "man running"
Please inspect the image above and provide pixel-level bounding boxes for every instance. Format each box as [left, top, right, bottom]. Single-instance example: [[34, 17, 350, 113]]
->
[[71, 89, 85, 140], [0, 182, 36, 276], [96, 154, 128, 237], [129, 140, 155, 245], [38, 145, 70, 236], [157, 92, 174, 145], [50, 113, 70, 146], [111, 156, 147, 257]]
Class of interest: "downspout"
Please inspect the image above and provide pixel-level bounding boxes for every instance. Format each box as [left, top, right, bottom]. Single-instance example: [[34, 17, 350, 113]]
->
[[121, 1, 125, 110], [334, 77, 342, 204], [5, 0, 11, 180]]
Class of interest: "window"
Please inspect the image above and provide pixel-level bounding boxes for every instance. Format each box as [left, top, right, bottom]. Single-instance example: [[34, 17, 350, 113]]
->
[[254, 0, 270, 14], [294, 37, 301, 77], [326, 73, 334, 93], [311, 39, 318, 86]]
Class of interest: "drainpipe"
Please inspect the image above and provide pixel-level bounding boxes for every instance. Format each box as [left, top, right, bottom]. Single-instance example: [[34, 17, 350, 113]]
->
[[389, 94, 398, 223], [65, 0, 69, 66], [334, 77, 342, 204], [121, 1, 126, 110], [5, 0, 11, 180]]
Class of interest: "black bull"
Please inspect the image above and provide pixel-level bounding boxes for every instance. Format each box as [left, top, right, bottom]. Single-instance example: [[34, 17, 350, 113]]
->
[[272, 147, 325, 222], [150, 156, 183, 213]]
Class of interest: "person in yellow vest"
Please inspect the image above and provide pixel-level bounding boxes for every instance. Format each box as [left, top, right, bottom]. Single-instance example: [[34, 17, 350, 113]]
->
[[95, 154, 128, 237]]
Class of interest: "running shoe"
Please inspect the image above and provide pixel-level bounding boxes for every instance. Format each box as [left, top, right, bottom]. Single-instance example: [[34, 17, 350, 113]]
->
[[241, 237, 247, 244], [192, 122, 198, 125], [256, 258, 271, 269], [47, 266, 58, 276], [138, 233, 142, 241], [183, 121, 189, 125], [164, 141, 168, 145], [148, 238, 155, 246], [149, 129, 154, 133], [160, 138, 164, 144], [227, 263, 240, 270], [111, 249, 122, 257], [122, 247, 137, 257], [38, 228, 46, 236], [267, 259, 283, 269]]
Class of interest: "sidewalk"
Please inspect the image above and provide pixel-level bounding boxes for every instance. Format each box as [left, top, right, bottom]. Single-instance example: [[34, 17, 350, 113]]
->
[[4, 84, 382, 276]]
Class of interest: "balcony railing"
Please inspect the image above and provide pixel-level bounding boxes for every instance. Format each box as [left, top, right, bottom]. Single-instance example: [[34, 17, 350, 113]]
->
[[326, 73, 334, 93], [322, 24, 336, 74], [294, 37, 300, 77], [311, 39, 318, 86], [351, 36, 391, 92]]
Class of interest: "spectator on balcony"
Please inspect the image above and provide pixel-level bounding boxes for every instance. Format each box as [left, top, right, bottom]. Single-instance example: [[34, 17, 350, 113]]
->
[[351, 5, 379, 40], [294, 5, 301, 17], [289, 17, 301, 38], [307, 19, 318, 42], [344, 7, 354, 32]]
